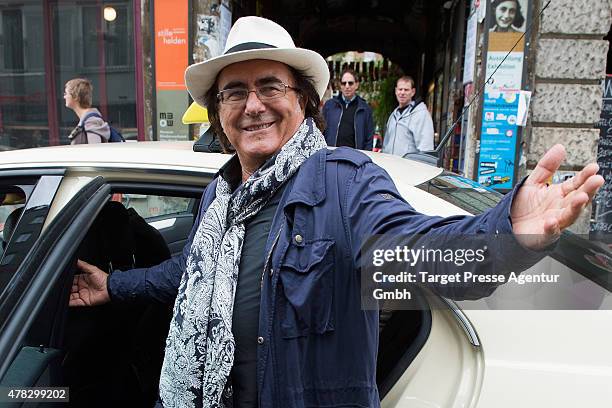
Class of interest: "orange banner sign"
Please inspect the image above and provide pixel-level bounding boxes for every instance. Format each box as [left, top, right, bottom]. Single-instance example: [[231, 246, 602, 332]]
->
[[154, 0, 188, 90]]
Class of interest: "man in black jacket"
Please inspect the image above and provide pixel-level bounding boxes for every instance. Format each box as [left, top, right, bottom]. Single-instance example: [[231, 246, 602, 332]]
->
[[322, 69, 375, 150]]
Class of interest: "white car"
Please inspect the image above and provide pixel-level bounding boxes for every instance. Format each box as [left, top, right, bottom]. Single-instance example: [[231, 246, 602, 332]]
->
[[0, 142, 610, 407]]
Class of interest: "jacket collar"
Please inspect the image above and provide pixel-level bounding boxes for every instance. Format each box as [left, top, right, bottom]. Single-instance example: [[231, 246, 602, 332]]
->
[[283, 148, 327, 208]]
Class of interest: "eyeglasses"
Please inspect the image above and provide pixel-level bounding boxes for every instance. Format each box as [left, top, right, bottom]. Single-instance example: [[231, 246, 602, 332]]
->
[[341, 81, 355, 86], [217, 82, 298, 105]]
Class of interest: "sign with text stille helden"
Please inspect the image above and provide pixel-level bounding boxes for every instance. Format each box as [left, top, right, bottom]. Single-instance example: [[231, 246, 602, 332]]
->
[[154, 0, 190, 141]]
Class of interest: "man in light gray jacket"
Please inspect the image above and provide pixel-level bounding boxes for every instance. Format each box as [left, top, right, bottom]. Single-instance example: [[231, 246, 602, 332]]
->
[[382, 76, 434, 156]]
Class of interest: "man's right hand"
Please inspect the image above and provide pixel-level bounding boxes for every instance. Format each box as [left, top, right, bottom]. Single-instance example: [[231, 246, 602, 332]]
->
[[69, 259, 111, 306]]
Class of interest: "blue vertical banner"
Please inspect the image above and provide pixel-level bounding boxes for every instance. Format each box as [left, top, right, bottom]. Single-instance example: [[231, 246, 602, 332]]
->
[[478, 89, 520, 189]]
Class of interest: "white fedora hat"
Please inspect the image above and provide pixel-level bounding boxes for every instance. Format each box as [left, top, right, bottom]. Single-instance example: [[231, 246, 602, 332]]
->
[[185, 16, 330, 107]]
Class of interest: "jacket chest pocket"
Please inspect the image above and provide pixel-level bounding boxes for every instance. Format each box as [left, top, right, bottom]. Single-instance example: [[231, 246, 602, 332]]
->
[[278, 238, 335, 339]]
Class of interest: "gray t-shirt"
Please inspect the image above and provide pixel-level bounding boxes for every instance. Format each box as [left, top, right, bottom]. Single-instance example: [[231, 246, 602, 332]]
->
[[231, 184, 284, 407]]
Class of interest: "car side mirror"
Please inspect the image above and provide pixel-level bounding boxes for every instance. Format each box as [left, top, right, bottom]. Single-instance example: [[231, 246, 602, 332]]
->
[[402, 151, 440, 167], [193, 127, 223, 153]]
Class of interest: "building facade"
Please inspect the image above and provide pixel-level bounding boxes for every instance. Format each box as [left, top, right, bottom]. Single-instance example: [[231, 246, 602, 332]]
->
[[1, 0, 610, 234]]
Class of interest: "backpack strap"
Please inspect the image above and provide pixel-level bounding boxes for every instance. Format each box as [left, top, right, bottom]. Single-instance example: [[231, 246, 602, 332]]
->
[[80, 111, 103, 125], [80, 112, 107, 143]]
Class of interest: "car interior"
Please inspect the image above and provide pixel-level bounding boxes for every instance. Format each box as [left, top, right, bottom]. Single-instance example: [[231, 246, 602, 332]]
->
[[0, 184, 433, 406], [0, 191, 26, 260]]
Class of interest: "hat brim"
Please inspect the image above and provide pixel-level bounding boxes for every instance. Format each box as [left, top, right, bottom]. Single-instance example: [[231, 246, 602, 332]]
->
[[185, 47, 330, 107]]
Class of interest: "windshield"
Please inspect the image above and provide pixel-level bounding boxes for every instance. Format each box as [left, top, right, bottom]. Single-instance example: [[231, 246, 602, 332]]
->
[[416, 173, 503, 214]]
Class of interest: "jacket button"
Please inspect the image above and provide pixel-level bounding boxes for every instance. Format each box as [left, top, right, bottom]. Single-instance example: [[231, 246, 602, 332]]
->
[[294, 234, 303, 244], [257, 336, 265, 345]]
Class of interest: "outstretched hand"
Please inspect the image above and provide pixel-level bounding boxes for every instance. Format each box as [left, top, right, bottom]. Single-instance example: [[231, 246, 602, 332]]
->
[[510, 144, 604, 249], [69, 259, 110, 306]]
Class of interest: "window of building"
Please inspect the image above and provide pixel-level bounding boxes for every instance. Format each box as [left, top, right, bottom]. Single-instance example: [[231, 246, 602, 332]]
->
[[0, 0, 138, 150]]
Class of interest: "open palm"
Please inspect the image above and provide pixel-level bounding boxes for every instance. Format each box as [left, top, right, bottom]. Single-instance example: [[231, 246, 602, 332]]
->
[[510, 144, 604, 249], [69, 259, 110, 306]]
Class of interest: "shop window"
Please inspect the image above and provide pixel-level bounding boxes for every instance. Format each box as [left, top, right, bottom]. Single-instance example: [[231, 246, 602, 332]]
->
[[24, 7, 44, 70], [53, 8, 75, 70], [105, 4, 131, 68], [82, 6, 99, 68], [2, 9, 24, 70], [82, 4, 132, 69], [0, 3, 48, 150]]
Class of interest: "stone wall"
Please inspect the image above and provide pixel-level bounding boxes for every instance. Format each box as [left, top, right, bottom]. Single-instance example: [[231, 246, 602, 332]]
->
[[530, 0, 610, 167], [528, 0, 611, 233]]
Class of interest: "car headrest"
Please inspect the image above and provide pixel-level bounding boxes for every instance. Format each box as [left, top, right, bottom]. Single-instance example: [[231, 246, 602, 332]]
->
[[3, 207, 23, 243]]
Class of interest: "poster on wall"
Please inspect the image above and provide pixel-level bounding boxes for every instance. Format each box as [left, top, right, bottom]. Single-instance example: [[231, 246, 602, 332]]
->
[[591, 75, 612, 243], [220, 2, 232, 50], [195, 2, 231, 61], [197, 15, 220, 57], [462, 10, 478, 85], [476, 0, 529, 191], [154, 0, 190, 141]]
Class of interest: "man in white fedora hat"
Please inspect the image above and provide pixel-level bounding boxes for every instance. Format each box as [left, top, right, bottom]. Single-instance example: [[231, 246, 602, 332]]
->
[[70, 16, 603, 408]]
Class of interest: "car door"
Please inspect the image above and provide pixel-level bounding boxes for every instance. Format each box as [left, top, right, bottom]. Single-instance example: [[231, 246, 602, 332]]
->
[[0, 175, 110, 401], [0, 175, 206, 406]]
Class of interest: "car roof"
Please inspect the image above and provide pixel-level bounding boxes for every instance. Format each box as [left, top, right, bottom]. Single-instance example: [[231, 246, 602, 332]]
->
[[0, 142, 442, 187]]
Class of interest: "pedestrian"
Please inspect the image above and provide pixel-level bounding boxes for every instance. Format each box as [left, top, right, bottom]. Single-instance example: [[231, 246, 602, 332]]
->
[[69, 16, 603, 408], [322, 68, 375, 149], [382, 76, 434, 156], [64, 78, 110, 144]]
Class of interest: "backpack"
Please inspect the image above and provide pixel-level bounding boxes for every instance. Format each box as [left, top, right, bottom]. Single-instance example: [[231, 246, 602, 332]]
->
[[82, 112, 125, 142]]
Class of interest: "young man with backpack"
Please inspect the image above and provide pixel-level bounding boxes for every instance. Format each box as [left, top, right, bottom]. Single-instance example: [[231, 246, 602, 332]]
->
[[64, 78, 124, 144]]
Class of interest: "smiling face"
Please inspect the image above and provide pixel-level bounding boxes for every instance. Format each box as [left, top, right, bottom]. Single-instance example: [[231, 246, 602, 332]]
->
[[216, 59, 305, 175], [495, 1, 518, 29], [340, 72, 358, 100]]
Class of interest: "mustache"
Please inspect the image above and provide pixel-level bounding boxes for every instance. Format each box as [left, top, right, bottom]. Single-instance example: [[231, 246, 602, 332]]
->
[[238, 115, 276, 128]]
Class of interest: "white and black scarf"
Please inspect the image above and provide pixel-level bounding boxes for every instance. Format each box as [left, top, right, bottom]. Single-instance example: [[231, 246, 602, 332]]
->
[[159, 118, 327, 407]]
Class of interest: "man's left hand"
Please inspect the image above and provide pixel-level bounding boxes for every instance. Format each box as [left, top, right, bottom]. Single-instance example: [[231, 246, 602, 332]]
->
[[510, 144, 605, 249]]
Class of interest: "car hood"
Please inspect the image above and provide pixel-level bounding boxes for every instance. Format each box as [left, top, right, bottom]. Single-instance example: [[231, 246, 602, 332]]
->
[[0, 143, 442, 187]]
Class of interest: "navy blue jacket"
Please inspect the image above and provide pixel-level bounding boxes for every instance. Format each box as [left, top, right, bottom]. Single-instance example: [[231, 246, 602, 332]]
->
[[322, 95, 375, 150], [109, 148, 543, 407]]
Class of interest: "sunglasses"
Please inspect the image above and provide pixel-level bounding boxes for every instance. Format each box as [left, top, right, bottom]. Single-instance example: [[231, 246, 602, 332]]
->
[[341, 81, 355, 86]]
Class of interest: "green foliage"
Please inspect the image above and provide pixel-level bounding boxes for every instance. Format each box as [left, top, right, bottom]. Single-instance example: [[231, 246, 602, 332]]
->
[[372, 75, 399, 135]]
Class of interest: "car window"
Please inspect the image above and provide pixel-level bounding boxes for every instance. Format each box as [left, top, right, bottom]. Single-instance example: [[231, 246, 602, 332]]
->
[[117, 193, 193, 220], [416, 173, 503, 214], [0, 176, 62, 295]]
